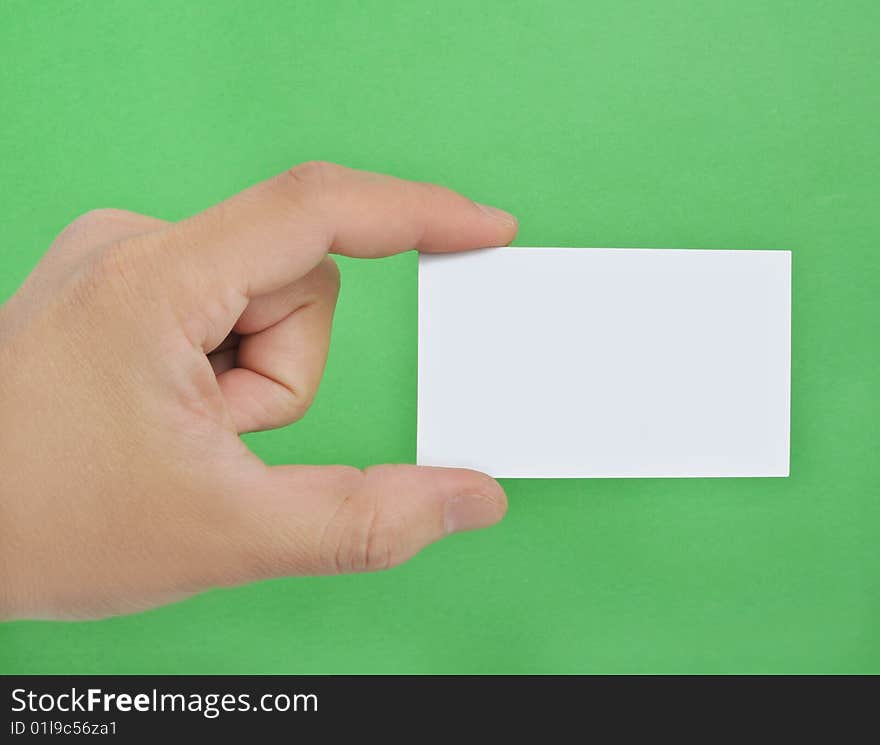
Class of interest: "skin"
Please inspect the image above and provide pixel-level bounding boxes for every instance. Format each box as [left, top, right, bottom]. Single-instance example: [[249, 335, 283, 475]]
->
[[0, 162, 517, 620]]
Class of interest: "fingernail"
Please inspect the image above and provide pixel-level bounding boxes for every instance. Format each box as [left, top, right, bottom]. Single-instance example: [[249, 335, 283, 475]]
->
[[444, 495, 503, 535], [474, 202, 518, 227]]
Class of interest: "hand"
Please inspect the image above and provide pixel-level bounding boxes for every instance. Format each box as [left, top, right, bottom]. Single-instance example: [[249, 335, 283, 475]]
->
[[0, 162, 517, 620]]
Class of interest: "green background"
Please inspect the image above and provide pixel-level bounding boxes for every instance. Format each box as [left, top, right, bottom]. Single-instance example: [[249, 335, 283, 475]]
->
[[1, 0, 878, 674]]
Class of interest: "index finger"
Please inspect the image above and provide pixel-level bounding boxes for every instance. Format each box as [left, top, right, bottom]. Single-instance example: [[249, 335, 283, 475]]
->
[[155, 161, 517, 302]]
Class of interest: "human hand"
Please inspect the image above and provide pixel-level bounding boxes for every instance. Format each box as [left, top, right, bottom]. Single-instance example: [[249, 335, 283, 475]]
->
[[0, 162, 517, 620]]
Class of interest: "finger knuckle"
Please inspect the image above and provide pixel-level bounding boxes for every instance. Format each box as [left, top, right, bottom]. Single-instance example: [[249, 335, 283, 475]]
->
[[270, 384, 314, 426], [281, 161, 343, 198], [410, 179, 452, 207], [68, 237, 152, 311], [74, 207, 132, 229], [90, 238, 143, 286], [322, 474, 405, 574], [54, 208, 130, 246]]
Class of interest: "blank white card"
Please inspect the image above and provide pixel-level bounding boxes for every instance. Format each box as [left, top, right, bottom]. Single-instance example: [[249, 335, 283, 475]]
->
[[417, 248, 791, 478]]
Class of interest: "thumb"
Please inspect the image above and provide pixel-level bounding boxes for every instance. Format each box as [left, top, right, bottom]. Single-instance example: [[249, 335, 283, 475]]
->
[[235, 464, 507, 578]]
